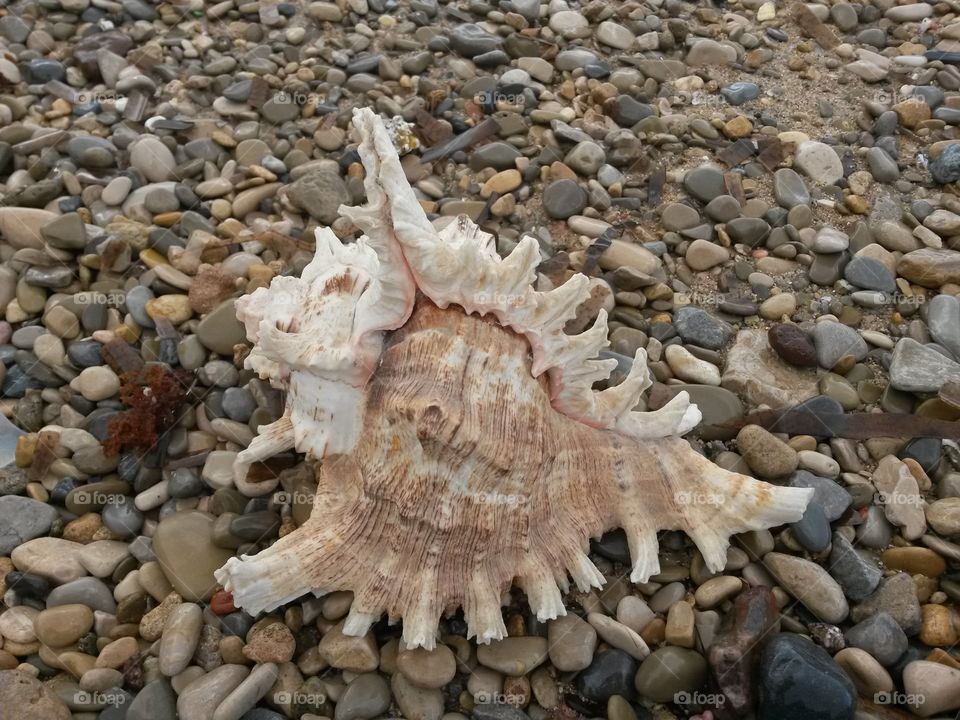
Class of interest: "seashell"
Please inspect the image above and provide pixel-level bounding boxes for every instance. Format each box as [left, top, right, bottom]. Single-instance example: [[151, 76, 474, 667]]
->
[[215, 109, 814, 649]]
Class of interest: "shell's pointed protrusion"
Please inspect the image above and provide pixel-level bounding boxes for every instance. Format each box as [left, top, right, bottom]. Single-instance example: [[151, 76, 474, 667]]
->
[[617, 390, 703, 439], [340, 109, 422, 339], [495, 235, 541, 297], [342, 608, 380, 637], [402, 576, 440, 650], [624, 525, 661, 584], [527, 274, 594, 336], [518, 560, 567, 621], [565, 550, 606, 592], [687, 526, 731, 573], [214, 544, 313, 615], [600, 348, 653, 417], [233, 416, 295, 484], [464, 574, 508, 644], [551, 309, 611, 372]]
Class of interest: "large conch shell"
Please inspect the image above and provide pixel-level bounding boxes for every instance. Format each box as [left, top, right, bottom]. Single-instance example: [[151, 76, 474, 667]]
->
[[215, 109, 814, 649]]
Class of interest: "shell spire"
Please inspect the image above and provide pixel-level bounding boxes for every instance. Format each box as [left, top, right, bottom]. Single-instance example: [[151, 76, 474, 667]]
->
[[215, 110, 813, 649]]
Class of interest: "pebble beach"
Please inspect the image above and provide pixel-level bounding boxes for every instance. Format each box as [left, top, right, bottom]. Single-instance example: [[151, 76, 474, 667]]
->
[[0, 0, 959, 718]]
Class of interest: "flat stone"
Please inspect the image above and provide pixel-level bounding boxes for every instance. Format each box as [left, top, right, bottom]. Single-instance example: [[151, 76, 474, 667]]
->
[[177, 665, 249, 720], [130, 137, 177, 182], [928, 294, 960, 359], [548, 614, 597, 671], [673, 307, 733, 350], [686, 39, 736, 66], [897, 248, 960, 288], [10, 537, 87, 585], [153, 511, 234, 601], [159, 603, 203, 676], [683, 166, 726, 202], [812, 322, 868, 370], [634, 646, 708, 703], [812, 227, 849, 253], [722, 330, 819, 407], [795, 141, 843, 185], [844, 255, 896, 292], [476, 637, 548, 675], [774, 168, 810, 208], [127, 679, 177, 720], [196, 299, 246, 356], [0, 208, 57, 250], [763, 552, 848, 623], [665, 344, 721, 385], [889, 338, 960, 392], [685, 239, 729, 270], [34, 604, 94, 647], [0, 495, 57, 555], [737, 425, 798, 479], [543, 179, 587, 219]]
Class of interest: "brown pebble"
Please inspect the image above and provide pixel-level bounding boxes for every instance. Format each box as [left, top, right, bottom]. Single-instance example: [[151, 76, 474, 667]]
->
[[919, 604, 960, 647], [881, 547, 946, 577], [242, 621, 296, 663]]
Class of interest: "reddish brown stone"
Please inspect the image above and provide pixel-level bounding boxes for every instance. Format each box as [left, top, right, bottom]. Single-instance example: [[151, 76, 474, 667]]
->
[[707, 586, 780, 717]]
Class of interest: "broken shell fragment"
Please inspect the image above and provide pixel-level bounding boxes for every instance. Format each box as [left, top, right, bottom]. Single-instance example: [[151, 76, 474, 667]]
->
[[215, 108, 814, 649]]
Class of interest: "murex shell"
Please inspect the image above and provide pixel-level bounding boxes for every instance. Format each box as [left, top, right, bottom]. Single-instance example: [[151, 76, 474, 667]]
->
[[215, 109, 813, 649]]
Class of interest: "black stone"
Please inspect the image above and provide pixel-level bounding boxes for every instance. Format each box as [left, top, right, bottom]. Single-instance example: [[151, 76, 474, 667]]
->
[[898, 437, 941, 475], [757, 634, 857, 720], [591, 528, 630, 563], [790, 503, 831, 553], [788, 471, 852, 522], [5, 571, 50, 600], [576, 648, 638, 702], [230, 511, 281, 541], [768, 324, 818, 367]]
